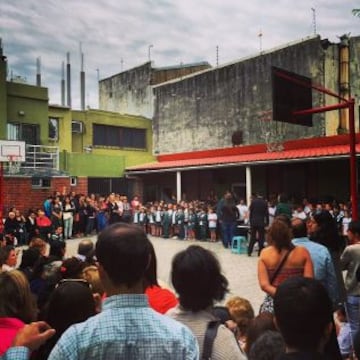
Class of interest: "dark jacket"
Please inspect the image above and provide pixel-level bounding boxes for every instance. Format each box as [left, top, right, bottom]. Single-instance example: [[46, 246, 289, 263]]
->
[[249, 197, 269, 227]]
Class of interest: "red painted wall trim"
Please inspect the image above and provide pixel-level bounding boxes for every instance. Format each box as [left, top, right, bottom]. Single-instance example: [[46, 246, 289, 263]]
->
[[157, 134, 360, 162]]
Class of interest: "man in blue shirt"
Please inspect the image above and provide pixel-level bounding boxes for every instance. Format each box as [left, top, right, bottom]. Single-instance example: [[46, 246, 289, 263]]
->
[[48, 223, 199, 360], [291, 217, 339, 305]]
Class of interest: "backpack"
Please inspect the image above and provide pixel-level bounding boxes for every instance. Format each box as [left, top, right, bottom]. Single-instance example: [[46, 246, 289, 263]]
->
[[202, 320, 221, 360]]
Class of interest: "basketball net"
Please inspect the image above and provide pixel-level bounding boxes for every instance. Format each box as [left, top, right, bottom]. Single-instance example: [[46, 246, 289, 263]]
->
[[7, 155, 21, 174], [259, 110, 285, 152]]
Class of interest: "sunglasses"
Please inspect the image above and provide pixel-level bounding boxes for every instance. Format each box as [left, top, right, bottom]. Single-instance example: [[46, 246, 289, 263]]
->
[[56, 278, 92, 289]]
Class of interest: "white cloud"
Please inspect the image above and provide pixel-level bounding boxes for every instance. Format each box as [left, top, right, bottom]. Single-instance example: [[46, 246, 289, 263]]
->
[[1, 0, 359, 109]]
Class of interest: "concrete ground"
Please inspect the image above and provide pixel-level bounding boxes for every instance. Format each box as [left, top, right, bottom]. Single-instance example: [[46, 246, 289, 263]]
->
[[65, 235, 264, 314]]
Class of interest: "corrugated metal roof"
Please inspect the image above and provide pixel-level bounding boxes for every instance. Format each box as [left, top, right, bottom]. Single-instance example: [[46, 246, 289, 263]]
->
[[126, 143, 360, 174]]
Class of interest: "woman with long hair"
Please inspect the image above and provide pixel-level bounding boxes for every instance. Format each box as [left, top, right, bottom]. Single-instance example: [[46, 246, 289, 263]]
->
[[308, 210, 346, 304], [0, 270, 37, 355], [36, 280, 96, 359], [257, 219, 313, 313]]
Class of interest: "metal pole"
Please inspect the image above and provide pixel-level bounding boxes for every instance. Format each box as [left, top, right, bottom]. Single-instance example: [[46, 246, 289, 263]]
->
[[0, 162, 3, 233], [246, 166, 252, 206], [176, 171, 181, 203], [348, 98, 358, 221]]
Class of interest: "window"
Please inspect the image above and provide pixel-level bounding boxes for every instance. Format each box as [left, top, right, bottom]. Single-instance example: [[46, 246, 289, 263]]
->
[[49, 118, 59, 141], [7, 123, 20, 140], [32, 177, 51, 188], [93, 124, 146, 149], [7, 123, 40, 144], [70, 176, 77, 186]]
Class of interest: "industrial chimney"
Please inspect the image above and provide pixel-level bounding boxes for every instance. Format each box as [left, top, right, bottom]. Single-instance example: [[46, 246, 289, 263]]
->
[[80, 50, 85, 110], [66, 52, 71, 108], [61, 61, 65, 106], [36, 57, 41, 86]]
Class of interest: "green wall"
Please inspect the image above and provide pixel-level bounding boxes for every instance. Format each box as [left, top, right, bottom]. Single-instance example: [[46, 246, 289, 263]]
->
[[64, 152, 127, 177], [7, 82, 49, 144]]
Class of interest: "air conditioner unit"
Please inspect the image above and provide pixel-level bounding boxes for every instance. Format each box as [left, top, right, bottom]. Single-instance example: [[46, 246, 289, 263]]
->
[[72, 121, 84, 134]]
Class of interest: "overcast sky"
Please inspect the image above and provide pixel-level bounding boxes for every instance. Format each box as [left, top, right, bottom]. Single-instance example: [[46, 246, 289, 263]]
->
[[1, 0, 359, 110]]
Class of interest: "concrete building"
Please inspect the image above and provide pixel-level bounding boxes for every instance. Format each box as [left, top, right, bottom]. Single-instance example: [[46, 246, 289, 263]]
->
[[99, 61, 211, 119], [122, 35, 360, 204]]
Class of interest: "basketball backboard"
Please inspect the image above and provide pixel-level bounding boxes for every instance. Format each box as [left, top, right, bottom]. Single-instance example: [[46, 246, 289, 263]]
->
[[0, 140, 26, 162], [272, 66, 313, 127]]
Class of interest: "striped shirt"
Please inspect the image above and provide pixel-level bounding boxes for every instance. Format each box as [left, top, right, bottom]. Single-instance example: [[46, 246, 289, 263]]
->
[[166, 306, 246, 360], [49, 294, 199, 360]]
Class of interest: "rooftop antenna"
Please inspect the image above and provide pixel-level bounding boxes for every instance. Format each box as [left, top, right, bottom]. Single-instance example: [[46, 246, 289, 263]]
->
[[311, 8, 317, 35], [258, 29, 263, 52], [216, 45, 219, 67]]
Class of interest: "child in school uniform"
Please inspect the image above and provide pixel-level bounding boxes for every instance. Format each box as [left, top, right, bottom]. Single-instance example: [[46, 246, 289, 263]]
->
[[147, 206, 156, 235], [187, 208, 196, 240], [133, 205, 140, 226], [176, 207, 185, 240], [139, 206, 147, 233], [198, 206, 208, 241], [183, 203, 189, 240], [207, 207, 218, 242], [50, 225, 64, 242], [162, 205, 172, 239], [155, 205, 163, 237]]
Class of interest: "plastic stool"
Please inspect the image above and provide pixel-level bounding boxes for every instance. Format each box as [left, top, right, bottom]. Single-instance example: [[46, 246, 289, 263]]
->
[[231, 236, 247, 254]]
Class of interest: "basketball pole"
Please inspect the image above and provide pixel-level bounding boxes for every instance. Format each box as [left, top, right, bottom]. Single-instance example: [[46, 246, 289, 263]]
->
[[349, 99, 358, 221], [0, 162, 3, 233], [294, 99, 358, 221], [274, 69, 358, 221]]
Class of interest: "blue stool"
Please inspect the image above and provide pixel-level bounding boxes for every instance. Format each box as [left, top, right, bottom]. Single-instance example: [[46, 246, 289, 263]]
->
[[231, 236, 247, 254]]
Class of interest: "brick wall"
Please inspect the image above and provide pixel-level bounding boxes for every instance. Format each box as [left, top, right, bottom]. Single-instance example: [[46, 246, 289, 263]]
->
[[1, 176, 88, 215]]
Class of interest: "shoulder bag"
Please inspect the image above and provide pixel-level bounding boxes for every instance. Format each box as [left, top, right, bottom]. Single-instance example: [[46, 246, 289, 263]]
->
[[259, 245, 295, 314]]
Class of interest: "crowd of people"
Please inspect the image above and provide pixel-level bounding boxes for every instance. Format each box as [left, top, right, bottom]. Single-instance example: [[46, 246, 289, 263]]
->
[[0, 189, 353, 250], [0, 189, 360, 359]]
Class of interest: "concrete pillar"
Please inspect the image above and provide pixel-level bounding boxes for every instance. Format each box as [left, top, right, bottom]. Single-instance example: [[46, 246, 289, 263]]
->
[[246, 166, 252, 206], [176, 171, 181, 203]]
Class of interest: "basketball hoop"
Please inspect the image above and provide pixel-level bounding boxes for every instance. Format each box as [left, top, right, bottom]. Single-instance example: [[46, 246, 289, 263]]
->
[[7, 155, 22, 174], [259, 110, 285, 152]]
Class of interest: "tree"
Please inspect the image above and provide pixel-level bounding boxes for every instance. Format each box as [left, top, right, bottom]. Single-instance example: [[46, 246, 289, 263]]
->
[[352, 9, 360, 17]]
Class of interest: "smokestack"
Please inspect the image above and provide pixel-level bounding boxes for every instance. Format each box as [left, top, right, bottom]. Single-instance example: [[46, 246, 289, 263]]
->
[[36, 57, 41, 86], [66, 52, 71, 108], [61, 61, 65, 106], [80, 51, 85, 110]]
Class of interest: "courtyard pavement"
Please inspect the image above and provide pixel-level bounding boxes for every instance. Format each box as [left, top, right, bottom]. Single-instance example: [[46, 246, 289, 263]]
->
[[65, 235, 264, 314]]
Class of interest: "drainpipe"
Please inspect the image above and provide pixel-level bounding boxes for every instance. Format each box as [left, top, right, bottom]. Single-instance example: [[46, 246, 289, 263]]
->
[[339, 34, 350, 131]]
